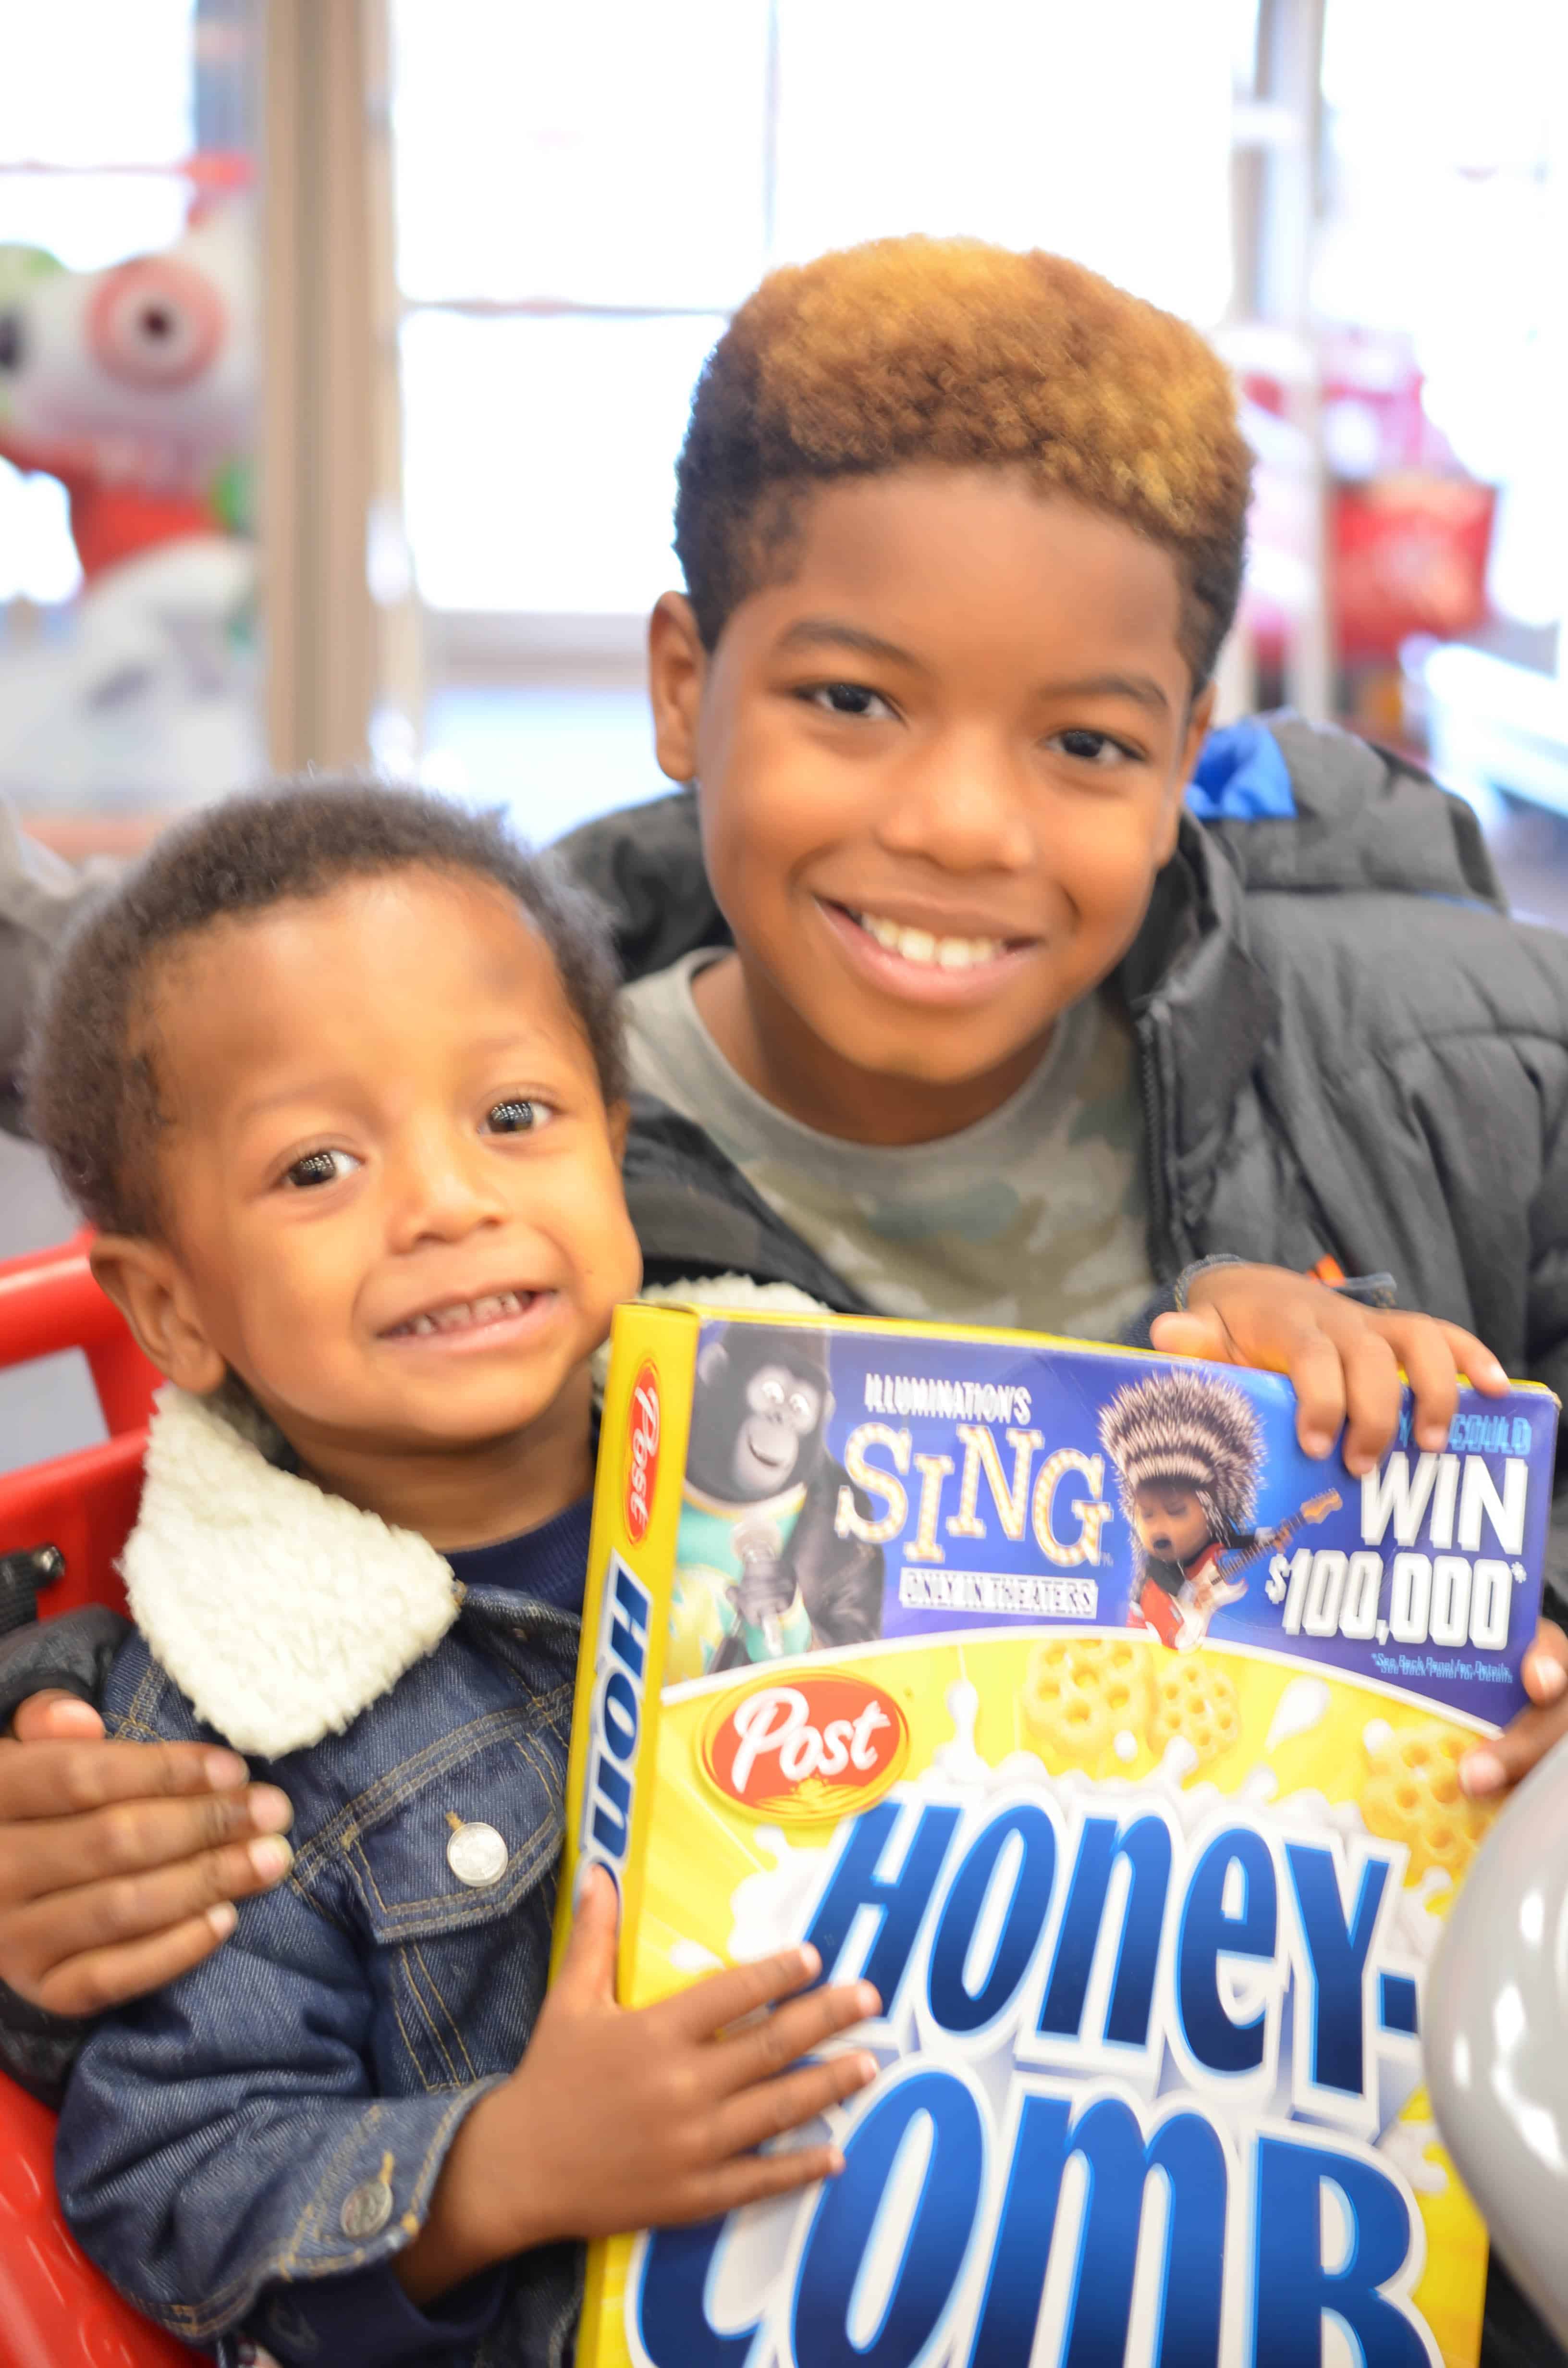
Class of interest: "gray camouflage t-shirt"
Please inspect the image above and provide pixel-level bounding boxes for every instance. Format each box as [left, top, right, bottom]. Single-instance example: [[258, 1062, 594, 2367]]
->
[[620, 952, 1154, 1342]]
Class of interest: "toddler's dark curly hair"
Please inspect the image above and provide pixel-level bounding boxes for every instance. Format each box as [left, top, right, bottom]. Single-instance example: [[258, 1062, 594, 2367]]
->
[[27, 781, 625, 1239], [674, 235, 1251, 689]]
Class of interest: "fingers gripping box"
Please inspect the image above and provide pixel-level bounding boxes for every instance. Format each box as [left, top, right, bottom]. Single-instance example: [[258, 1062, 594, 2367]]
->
[[554, 1307, 1558, 2368]]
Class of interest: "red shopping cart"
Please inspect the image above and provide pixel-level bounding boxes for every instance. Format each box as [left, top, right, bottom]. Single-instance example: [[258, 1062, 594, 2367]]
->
[[0, 1232, 197, 2368]]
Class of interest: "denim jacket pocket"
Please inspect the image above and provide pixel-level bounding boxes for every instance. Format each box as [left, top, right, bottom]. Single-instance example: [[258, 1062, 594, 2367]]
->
[[300, 1702, 569, 2095]]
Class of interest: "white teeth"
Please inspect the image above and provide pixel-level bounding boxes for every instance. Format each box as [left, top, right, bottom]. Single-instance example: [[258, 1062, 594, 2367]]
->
[[395, 1290, 529, 1339], [857, 912, 1005, 969]]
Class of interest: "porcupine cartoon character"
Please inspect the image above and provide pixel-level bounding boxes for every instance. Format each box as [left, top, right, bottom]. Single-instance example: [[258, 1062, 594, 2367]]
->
[[667, 1324, 885, 1683], [1099, 1369, 1340, 1650]]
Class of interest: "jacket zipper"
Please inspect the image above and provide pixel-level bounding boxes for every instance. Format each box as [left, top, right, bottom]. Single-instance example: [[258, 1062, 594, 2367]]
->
[[1136, 1014, 1180, 1282]]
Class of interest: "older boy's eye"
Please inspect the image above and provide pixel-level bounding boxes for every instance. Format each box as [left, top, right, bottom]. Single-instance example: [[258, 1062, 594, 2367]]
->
[[284, 1148, 359, 1190], [485, 1098, 549, 1135], [803, 682, 896, 721], [1050, 728, 1134, 766]]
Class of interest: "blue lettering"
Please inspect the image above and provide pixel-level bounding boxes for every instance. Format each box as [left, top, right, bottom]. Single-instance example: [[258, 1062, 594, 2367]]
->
[[792, 2068, 985, 2368], [1036, 1814, 1172, 2049], [1177, 1828, 1277, 2076], [635, 2219, 759, 2367], [804, 1802, 962, 2010], [589, 1756, 632, 1860], [1253, 2134, 1428, 2367], [968, 2090, 1225, 2368], [1286, 1842, 1390, 2102], [602, 1668, 639, 1764], [609, 1558, 649, 1680], [928, 1806, 1057, 2035]]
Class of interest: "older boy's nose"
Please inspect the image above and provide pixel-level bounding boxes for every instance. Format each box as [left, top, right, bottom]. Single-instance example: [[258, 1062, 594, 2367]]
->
[[877, 738, 1034, 872]]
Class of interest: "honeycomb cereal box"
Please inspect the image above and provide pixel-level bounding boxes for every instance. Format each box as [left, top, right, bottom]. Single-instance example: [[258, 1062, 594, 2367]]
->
[[555, 1306, 1559, 2368]]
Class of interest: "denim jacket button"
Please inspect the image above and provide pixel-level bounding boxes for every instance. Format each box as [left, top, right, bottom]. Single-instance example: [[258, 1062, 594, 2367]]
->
[[447, 1819, 508, 1887], [340, 2175, 394, 2240]]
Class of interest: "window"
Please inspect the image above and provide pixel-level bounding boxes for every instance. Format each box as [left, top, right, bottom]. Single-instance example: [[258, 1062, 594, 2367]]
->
[[391, 0, 1237, 629]]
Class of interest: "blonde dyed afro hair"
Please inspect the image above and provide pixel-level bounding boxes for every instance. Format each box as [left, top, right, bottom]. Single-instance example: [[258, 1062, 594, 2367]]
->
[[1099, 1369, 1263, 1540], [674, 235, 1251, 687]]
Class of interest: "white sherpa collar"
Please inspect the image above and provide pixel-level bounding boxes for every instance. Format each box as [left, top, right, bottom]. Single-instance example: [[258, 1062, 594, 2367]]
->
[[126, 1277, 832, 1761], [122, 1386, 460, 1759]]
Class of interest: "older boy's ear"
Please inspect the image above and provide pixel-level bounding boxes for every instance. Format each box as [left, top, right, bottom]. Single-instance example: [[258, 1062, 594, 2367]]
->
[[647, 592, 706, 785], [89, 1235, 227, 1396], [1157, 682, 1219, 863]]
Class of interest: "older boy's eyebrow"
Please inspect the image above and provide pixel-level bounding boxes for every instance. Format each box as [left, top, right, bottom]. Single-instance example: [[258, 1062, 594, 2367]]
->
[[1038, 671, 1172, 716], [775, 619, 926, 670]]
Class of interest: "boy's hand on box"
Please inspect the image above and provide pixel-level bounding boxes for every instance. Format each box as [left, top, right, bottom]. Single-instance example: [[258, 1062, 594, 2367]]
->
[[1149, 1263, 1509, 1474], [398, 1865, 880, 2305], [1459, 1621, 1568, 1801], [0, 1693, 294, 2017]]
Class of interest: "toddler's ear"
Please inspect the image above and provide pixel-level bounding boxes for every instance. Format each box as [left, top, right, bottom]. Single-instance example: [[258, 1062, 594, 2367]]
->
[[608, 1100, 631, 1165], [89, 1235, 227, 1396]]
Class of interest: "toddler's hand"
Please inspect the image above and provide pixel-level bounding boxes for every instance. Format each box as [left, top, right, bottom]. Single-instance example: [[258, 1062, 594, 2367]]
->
[[399, 1864, 880, 2303], [1150, 1264, 1508, 1473], [1458, 1620, 1568, 1801]]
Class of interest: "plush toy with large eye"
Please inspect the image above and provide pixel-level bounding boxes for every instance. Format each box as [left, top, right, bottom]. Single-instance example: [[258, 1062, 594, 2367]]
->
[[0, 207, 260, 803], [669, 1323, 885, 1683]]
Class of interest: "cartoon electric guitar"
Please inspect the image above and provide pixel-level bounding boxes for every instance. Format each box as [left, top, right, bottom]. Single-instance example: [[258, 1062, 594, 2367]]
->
[[1176, 1489, 1343, 1651]]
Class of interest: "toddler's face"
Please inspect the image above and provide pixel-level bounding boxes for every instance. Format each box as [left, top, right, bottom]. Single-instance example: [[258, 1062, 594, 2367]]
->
[[131, 866, 641, 1468]]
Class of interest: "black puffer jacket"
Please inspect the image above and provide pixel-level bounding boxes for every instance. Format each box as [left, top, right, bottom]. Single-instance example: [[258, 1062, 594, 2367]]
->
[[563, 714, 1568, 1615]]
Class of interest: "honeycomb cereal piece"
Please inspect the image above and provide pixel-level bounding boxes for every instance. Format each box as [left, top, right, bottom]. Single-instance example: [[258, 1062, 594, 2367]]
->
[[1020, 1636, 1150, 1767], [1146, 1654, 1240, 1769], [1361, 1724, 1490, 1884]]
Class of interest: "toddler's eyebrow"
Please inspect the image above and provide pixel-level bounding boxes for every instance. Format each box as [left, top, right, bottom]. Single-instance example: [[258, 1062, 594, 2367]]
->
[[233, 1073, 366, 1128]]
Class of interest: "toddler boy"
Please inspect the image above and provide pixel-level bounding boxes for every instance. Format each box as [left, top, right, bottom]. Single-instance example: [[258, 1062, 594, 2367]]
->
[[30, 783, 881, 2367]]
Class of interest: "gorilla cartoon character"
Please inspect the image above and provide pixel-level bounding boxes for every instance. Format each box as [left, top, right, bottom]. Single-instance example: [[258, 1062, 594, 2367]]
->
[[668, 1324, 885, 1683]]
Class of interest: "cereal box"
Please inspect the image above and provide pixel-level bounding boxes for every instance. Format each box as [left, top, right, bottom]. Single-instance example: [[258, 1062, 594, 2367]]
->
[[555, 1306, 1559, 2368]]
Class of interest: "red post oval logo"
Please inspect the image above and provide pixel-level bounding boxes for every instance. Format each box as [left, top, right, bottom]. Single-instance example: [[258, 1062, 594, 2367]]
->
[[624, 1359, 660, 1543], [701, 1675, 909, 1825]]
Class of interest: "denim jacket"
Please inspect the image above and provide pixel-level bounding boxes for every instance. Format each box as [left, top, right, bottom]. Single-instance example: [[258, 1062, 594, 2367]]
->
[[54, 1384, 592, 2368]]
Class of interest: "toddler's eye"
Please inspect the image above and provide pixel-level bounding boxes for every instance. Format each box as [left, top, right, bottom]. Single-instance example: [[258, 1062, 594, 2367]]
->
[[1050, 728, 1134, 767], [283, 1148, 359, 1190], [804, 682, 896, 721], [485, 1098, 549, 1135]]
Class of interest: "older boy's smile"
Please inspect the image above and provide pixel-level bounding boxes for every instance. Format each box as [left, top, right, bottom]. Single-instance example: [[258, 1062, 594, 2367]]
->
[[817, 897, 1041, 1006], [650, 467, 1213, 1147]]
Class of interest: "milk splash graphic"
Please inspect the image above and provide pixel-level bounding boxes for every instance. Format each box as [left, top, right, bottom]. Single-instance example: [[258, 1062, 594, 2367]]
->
[[644, 1675, 1452, 2368]]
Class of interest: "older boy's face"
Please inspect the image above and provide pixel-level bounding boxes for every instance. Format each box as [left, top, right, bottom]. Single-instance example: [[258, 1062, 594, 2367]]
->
[[137, 870, 640, 1474], [652, 469, 1212, 1138]]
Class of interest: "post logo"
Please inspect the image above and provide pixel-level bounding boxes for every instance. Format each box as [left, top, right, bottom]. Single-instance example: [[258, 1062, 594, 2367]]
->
[[701, 1676, 909, 1825], [624, 1359, 660, 1543]]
